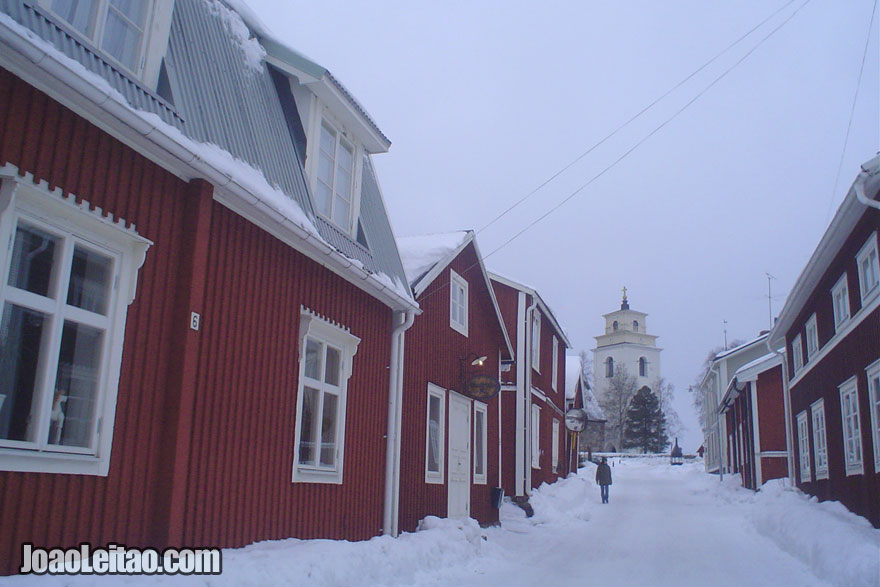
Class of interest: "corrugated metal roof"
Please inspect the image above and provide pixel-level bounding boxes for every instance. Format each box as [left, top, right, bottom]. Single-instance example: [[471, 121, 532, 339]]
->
[[0, 0, 182, 129], [359, 156, 409, 283]]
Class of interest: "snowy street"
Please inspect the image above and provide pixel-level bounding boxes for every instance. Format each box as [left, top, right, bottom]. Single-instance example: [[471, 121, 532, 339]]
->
[[7, 458, 878, 586]]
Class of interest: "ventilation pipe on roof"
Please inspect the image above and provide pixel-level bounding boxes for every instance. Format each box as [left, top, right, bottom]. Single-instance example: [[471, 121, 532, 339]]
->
[[383, 309, 416, 537], [854, 163, 880, 210]]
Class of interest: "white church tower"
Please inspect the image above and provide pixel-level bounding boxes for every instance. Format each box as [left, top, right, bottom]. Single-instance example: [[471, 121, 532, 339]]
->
[[592, 287, 662, 402]]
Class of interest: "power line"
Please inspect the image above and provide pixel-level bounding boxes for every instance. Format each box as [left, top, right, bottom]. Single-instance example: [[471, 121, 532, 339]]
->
[[476, 0, 799, 235], [825, 0, 878, 224], [482, 0, 814, 263], [415, 0, 814, 306]]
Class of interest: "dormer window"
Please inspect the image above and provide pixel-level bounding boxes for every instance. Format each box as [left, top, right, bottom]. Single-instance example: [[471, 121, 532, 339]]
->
[[316, 121, 355, 230], [49, 0, 150, 73]]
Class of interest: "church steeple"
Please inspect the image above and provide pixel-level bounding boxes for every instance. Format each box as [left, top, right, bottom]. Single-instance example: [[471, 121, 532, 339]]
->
[[621, 286, 629, 310]]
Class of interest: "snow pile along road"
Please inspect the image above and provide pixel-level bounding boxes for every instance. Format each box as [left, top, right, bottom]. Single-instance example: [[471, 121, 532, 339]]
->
[[3, 458, 878, 586]]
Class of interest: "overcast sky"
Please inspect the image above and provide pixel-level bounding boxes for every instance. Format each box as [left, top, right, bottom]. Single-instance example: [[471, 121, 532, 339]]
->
[[245, 0, 879, 450]]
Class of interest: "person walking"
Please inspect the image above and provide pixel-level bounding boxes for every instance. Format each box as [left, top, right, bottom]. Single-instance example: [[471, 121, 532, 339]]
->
[[596, 457, 612, 504]]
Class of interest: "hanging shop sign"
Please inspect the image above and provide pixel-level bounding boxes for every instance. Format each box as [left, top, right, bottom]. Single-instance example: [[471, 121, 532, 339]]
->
[[464, 375, 502, 400]]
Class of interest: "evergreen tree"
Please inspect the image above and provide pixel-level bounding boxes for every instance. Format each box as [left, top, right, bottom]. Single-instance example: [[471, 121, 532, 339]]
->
[[623, 386, 668, 453]]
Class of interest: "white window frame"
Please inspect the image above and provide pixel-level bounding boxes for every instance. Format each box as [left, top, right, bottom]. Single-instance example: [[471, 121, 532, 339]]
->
[[865, 358, 880, 474], [531, 404, 541, 469], [0, 170, 150, 476], [449, 269, 468, 337], [292, 309, 360, 484], [856, 232, 879, 305], [551, 336, 558, 392], [805, 314, 819, 361], [551, 419, 560, 473], [796, 411, 811, 483], [531, 309, 541, 373], [839, 377, 863, 477], [810, 399, 828, 480], [831, 273, 850, 331], [791, 335, 803, 374], [425, 383, 446, 484], [472, 401, 487, 485]]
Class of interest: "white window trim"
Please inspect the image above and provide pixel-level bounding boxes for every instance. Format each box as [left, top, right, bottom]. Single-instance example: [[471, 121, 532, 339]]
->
[[791, 335, 803, 374], [805, 314, 819, 361], [531, 310, 541, 373], [856, 232, 879, 306], [292, 309, 360, 484], [551, 336, 558, 392], [866, 358, 880, 474], [810, 399, 828, 480], [425, 383, 446, 484], [304, 104, 364, 236], [831, 273, 850, 332], [449, 269, 468, 337], [472, 401, 487, 485], [838, 377, 864, 477], [531, 404, 541, 469], [551, 419, 560, 474], [0, 169, 150, 476], [796, 411, 811, 483]]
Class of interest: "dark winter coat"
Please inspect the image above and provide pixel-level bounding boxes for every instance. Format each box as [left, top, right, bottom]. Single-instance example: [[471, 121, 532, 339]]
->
[[596, 463, 612, 486]]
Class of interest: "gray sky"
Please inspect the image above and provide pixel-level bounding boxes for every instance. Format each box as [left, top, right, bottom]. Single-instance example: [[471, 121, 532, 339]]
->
[[246, 0, 879, 450]]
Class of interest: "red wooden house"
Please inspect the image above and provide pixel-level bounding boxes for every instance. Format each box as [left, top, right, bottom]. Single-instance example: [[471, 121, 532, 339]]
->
[[489, 273, 571, 501], [394, 231, 513, 533], [0, 0, 419, 574], [719, 353, 788, 489], [768, 155, 880, 527]]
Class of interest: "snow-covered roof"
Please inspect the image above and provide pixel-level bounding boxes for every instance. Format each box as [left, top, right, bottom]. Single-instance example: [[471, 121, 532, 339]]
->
[[564, 361, 582, 401], [487, 272, 572, 348], [733, 352, 782, 382], [397, 231, 471, 291], [713, 333, 769, 361]]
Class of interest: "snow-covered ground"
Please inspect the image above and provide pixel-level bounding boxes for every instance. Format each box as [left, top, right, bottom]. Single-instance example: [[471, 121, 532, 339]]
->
[[5, 458, 878, 586]]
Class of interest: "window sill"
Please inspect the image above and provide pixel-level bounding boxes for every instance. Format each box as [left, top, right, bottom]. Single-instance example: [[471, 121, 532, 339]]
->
[[844, 463, 864, 477], [292, 466, 343, 485], [0, 449, 109, 476], [425, 473, 444, 485]]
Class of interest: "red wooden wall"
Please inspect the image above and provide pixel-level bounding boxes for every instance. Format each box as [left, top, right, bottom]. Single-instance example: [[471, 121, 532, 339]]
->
[[398, 243, 507, 532]]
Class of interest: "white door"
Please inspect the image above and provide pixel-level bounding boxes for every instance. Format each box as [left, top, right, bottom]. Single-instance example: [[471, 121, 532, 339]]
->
[[447, 392, 471, 518]]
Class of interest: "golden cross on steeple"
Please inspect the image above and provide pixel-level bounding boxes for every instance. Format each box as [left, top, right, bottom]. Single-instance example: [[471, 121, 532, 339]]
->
[[622, 286, 627, 302]]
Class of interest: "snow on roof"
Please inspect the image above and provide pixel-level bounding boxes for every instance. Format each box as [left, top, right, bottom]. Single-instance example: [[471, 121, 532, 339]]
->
[[733, 351, 782, 381], [396, 231, 471, 288], [564, 361, 582, 400], [714, 333, 769, 361]]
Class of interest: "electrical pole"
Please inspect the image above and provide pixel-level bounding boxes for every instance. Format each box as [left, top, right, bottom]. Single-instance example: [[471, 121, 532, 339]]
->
[[766, 273, 776, 329], [723, 320, 728, 350]]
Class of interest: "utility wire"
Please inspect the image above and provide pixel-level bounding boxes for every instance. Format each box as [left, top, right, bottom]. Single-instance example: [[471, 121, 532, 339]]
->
[[482, 0, 814, 262], [825, 0, 878, 224], [415, 0, 813, 306], [476, 0, 799, 235]]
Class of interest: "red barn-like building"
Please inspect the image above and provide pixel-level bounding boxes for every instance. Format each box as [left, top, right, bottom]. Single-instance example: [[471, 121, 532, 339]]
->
[[395, 231, 513, 532], [0, 0, 418, 574], [769, 155, 880, 528], [489, 273, 571, 501]]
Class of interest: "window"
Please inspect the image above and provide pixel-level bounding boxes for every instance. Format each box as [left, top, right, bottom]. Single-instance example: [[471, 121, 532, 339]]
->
[[791, 335, 803, 374], [551, 336, 558, 391], [531, 310, 541, 372], [425, 384, 445, 484], [315, 120, 356, 231], [449, 269, 468, 337], [639, 357, 648, 377], [866, 359, 880, 473], [856, 233, 879, 304], [473, 402, 487, 484], [811, 399, 828, 480], [831, 274, 850, 331], [605, 357, 614, 378], [612, 320, 618, 331], [805, 314, 819, 360], [839, 377, 863, 476], [292, 310, 360, 484], [796, 411, 810, 483], [633, 320, 639, 332], [0, 173, 150, 476], [48, 0, 151, 74], [551, 419, 560, 473], [531, 404, 540, 468]]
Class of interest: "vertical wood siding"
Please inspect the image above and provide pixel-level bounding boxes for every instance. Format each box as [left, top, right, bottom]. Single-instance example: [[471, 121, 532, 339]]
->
[[0, 68, 189, 574], [398, 244, 507, 532]]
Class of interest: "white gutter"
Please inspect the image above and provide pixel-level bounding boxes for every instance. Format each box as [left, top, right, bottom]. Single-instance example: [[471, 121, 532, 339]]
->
[[854, 163, 880, 210], [0, 16, 418, 313], [382, 309, 416, 536], [524, 295, 538, 496], [766, 339, 795, 484]]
